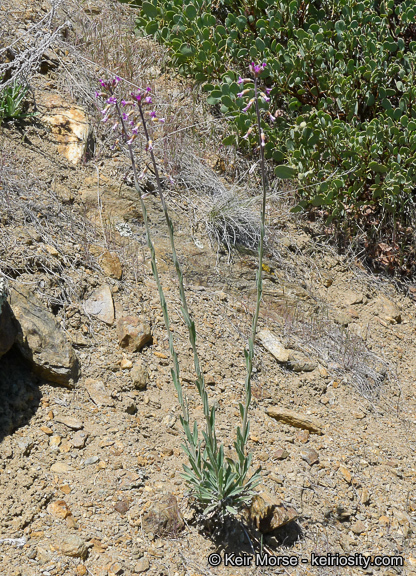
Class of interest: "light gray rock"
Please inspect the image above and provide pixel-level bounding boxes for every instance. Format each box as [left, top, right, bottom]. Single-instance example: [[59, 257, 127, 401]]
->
[[84, 284, 114, 325]]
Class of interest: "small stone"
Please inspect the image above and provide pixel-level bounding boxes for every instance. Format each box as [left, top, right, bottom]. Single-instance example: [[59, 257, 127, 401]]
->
[[273, 448, 289, 460], [51, 462, 72, 473], [57, 533, 88, 559], [60, 440, 71, 453], [41, 426, 53, 435], [318, 365, 329, 378], [245, 490, 297, 533], [114, 499, 130, 515], [99, 251, 122, 280], [84, 285, 114, 325], [163, 413, 176, 428], [141, 494, 184, 537], [120, 357, 133, 369], [351, 520, 366, 534], [84, 456, 99, 466], [134, 558, 150, 573], [131, 361, 149, 390], [287, 351, 317, 372], [71, 430, 88, 449], [257, 330, 289, 363], [295, 429, 310, 443], [266, 407, 323, 434], [76, 566, 87, 576], [85, 378, 114, 407], [375, 295, 401, 324], [117, 316, 152, 352], [55, 415, 83, 430], [47, 500, 72, 519], [60, 484, 71, 494], [339, 464, 353, 484], [379, 515, 390, 526], [50, 435, 62, 449], [17, 437, 34, 456], [360, 488, 370, 505], [300, 447, 319, 466]]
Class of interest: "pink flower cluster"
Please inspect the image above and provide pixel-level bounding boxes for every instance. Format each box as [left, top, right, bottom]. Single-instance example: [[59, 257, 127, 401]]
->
[[95, 78, 165, 148]]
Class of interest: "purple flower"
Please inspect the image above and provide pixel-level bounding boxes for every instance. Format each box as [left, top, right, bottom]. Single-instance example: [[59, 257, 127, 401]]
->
[[243, 98, 255, 112], [145, 96, 152, 104], [107, 96, 117, 104], [94, 91, 101, 99], [122, 113, 128, 120], [237, 76, 244, 85], [249, 62, 267, 77], [121, 100, 127, 107], [99, 79, 107, 88], [112, 122, 118, 131], [150, 110, 157, 118], [158, 118, 165, 123], [265, 87, 272, 95], [146, 87, 152, 92]]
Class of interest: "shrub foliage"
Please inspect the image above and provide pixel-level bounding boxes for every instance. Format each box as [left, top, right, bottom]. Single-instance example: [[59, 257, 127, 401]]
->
[[137, 0, 416, 274]]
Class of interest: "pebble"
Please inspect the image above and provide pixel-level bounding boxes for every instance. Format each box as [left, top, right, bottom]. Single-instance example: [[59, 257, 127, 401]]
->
[[351, 520, 366, 534], [51, 462, 72, 473], [84, 456, 100, 466], [339, 464, 353, 484], [134, 558, 150, 573], [71, 430, 88, 449], [273, 448, 289, 460], [85, 378, 114, 407], [266, 407, 324, 435], [57, 533, 88, 559], [55, 415, 83, 430], [300, 447, 319, 466]]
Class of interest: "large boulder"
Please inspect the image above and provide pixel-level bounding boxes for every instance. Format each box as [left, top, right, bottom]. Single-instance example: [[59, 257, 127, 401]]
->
[[9, 286, 79, 386]]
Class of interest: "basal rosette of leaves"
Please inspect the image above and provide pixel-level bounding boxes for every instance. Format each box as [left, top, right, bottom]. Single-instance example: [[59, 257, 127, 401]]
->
[[136, 0, 416, 273]]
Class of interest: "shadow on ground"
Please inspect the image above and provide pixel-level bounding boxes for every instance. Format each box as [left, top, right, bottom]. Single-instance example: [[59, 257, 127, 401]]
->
[[0, 346, 42, 441]]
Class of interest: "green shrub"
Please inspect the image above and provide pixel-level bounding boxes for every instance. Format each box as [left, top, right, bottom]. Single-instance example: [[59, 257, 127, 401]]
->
[[0, 82, 32, 124], [136, 0, 416, 274]]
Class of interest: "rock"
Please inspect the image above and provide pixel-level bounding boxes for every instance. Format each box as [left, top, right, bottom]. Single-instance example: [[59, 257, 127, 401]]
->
[[120, 357, 133, 369], [339, 464, 353, 484], [55, 415, 83, 430], [76, 566, 87, 576], [16, 437, 34, 456], [71, 430, 88, 448], [134, 558, 150, 573], [131, 361, 149, 390], [244, 491, 297, 533], [84, 285, 114, 325], [360, 488, 370, 505], [273, 448, 289, 460], [99, 251, 122, 280], [84, 456, 99, 466], [266, 407, 324, 435], [51, 462, 72, 473], [344, 291, 364, 306], [49, 436, 61, 450], [351, 520, 366, 534], [300, 447, 319, 466], [287, 351, 317, 372], [374, 295, 401, 324], [57, 533, 88, 559], [114, 499, 130, 515], [9, 286, 79, 386], [0, 301, 17, 358], [39, 93, 92, 165], [141, 494, 184, 537], [47, 500, 72, 519], [117, 316, 152, 352], [84, 378, 114, 407], [257, 330, 289, 363]]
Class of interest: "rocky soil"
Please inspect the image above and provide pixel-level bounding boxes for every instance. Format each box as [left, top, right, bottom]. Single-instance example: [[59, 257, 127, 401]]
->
[[0, 1, 415, 576]]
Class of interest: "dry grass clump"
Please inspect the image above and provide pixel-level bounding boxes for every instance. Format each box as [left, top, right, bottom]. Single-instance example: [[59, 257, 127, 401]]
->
[[0, 152, 102, 309], [172, 150, 262, 257]]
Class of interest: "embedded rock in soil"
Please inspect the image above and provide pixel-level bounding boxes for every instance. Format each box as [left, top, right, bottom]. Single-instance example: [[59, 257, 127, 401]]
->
[[244, 490, 298, 533], [84, 284, 114, 325], [287, 351, 317, 372], [266, 407, 324, 434], [39, 93, 92, 165], [116, 316, 152, 352], [56, 532, 89, 559], [131, 360, 149, 390], [9, 286, 79, 386], [257, 330, 289, 363], [99, 251, 123, 280], [141, 493, 184, 537], [84, 378, 114, 407]]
